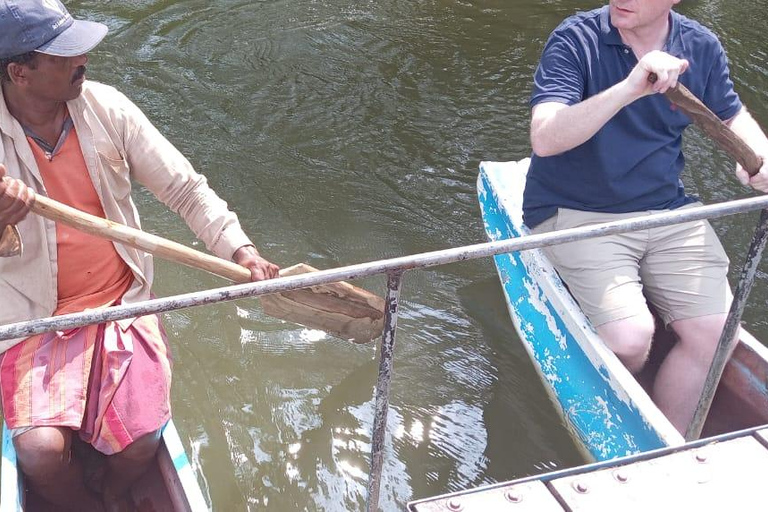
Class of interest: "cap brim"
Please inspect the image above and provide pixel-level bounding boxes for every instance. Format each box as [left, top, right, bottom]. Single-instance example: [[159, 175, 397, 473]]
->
[[36, 20, 108, 57]]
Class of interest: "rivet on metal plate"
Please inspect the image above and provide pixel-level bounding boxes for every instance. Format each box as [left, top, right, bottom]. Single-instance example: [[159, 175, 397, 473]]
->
[[572, 481, 589, 494], [613, 470, 629, 483], [446, 498, 463, 511], [504, 490, 523, 503]]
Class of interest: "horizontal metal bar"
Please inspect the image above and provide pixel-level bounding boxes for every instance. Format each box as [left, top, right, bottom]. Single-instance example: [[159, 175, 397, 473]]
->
[[2, 194, 768, 343]]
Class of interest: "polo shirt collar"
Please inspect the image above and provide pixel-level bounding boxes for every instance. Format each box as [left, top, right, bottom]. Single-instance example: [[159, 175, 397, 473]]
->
[[665, 11, 685, 56], [600, 6, 624, 46], [599, 6, 686, 55]]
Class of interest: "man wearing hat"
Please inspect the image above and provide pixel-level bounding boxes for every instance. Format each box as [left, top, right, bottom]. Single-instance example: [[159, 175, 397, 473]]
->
[[0, 0, 279, 509]]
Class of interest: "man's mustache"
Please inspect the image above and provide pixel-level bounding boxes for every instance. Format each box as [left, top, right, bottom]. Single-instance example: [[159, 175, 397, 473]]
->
[[72, 66, 86, 84]]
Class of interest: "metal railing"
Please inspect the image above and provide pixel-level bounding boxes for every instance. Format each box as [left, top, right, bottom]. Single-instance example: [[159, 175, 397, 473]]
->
[[3, 194, 768, 511]]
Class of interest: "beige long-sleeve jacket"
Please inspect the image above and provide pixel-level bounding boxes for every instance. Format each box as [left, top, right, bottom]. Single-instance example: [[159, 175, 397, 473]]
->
[[0, 81, 253, 341]]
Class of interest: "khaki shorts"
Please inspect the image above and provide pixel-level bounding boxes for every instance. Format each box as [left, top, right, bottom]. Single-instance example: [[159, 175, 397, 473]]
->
[[532, 204, 732, 327]]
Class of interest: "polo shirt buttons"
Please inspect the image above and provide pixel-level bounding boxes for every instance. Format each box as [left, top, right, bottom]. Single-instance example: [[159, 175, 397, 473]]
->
[[623, 48, 630, 54]]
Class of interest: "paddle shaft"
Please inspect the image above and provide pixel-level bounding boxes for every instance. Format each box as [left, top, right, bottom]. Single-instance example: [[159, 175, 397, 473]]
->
[[649, 74, 763, 175], [26, 188, 253, 283]]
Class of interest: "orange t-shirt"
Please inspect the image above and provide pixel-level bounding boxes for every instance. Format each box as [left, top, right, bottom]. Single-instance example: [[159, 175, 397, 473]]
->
[[29, 127, 133, 315]]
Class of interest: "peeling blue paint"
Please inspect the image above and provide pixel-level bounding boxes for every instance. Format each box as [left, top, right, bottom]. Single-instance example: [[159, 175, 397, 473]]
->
[[478, 161, 669, 461]]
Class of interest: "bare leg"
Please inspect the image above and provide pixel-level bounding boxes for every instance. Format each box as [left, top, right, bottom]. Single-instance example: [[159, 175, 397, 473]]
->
[[596, 308, 656, 374], [102, 428, 163, 511], [654, 313, 737, 435], [14, 427, 105, 511]]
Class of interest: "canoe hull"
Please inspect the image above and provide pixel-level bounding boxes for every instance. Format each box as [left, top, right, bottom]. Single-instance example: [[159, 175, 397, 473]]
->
[[478, 159, 681, 461], [478, 159, 768, 461]]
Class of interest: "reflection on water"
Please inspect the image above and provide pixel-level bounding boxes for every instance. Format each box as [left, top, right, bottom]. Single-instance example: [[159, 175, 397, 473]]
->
[[62, 0, 768, 509]]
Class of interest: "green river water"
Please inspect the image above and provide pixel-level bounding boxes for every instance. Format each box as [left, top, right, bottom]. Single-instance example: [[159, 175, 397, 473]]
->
[[47, 1, 768, 509]]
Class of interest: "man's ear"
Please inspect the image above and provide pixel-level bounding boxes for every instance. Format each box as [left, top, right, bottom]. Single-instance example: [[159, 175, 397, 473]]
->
[[6, 62, 30, 86]]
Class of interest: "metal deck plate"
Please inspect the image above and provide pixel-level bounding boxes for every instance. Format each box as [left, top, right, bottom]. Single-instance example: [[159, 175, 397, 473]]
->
[[410, 480, 565, 511], [548, 436, 768, 511]]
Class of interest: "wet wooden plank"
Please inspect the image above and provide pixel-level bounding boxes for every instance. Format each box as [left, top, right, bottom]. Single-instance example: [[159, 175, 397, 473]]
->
[[548, 436, 768, 511], [410, 480, 565, 511]]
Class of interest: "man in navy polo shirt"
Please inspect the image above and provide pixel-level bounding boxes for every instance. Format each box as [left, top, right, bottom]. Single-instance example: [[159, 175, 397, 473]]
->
[[524, 0, 768, 435]]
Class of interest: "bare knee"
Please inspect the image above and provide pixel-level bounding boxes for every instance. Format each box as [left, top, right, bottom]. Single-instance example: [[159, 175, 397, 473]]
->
[[598, 313, 655, 374], [671, 314, 735, 363], [14, 427, 72, 477], [104, 428, 163, 499], [112, 429, 162, 465]]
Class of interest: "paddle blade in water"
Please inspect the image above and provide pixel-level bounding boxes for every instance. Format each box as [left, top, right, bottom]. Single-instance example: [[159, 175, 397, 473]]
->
[[260, 263, 386, 343]]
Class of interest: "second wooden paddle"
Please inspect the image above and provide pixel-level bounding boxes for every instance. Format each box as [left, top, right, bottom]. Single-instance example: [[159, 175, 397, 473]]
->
[[20, 188, 385, 343]]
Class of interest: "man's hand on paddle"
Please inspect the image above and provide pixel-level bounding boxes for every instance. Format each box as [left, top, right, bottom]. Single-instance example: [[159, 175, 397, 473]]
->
[[0, 164, 34, 231], [728, 108, 768, 193], [233, 244, 280, 281], [735, 155, 768, 193], [624, 50, 689, 100]]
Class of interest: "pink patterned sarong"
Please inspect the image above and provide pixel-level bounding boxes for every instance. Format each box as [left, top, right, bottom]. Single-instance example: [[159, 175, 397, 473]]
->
[[0, 313, 172, 455]]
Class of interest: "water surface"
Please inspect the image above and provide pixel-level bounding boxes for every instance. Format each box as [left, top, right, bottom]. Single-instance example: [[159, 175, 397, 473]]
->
[[66, 1, 768, 509]]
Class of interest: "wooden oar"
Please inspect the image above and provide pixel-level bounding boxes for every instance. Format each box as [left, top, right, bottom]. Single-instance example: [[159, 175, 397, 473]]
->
[[15, 187, 385, 343], [649, 75, 766, 439], [650, 74, 763, 175]]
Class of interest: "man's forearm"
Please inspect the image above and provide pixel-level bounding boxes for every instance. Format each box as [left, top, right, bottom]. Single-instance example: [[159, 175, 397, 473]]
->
[[531, 81, 636, 157], [531, 51, 690, 158], [728, 108, 768, 156]]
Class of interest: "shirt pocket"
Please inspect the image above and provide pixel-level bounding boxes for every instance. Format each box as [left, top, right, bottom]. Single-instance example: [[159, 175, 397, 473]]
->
[[97, 150, 132, 201]]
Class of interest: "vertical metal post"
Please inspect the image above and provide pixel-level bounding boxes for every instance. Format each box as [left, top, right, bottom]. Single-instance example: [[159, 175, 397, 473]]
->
[[686, 209, 768, 441], [366, 271, 404, 512]]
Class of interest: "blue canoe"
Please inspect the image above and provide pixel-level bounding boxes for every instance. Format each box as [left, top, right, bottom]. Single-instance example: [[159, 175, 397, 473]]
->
[[1, 419, 208, 511], [478, 159, 768, 461]]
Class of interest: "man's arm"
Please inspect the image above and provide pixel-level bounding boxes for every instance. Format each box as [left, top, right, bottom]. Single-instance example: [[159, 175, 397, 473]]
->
[[111, 90, 280, 281], [727, 108, 768, 193], [531, 50, 689, 157]]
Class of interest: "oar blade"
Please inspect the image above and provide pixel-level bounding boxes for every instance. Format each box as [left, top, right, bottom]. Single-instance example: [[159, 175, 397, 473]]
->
[[261, 263, 386, 343]]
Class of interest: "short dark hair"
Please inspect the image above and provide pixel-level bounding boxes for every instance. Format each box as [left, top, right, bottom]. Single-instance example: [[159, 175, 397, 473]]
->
[[0, 51, 38, 83]]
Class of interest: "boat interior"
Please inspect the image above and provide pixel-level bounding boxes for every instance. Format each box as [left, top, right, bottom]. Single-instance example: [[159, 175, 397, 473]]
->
[[21, 435, 179, 512], [637, 315, 768, 438]]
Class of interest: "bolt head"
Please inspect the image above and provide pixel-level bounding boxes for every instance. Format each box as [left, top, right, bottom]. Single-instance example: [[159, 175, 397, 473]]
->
[[446, 498, 463, 511], [572, 481, 589, 494]]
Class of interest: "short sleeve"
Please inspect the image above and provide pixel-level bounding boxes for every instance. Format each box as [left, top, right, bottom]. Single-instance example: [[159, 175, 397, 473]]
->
[[531, 31, 586, 108], [702, 39, 742, 121]]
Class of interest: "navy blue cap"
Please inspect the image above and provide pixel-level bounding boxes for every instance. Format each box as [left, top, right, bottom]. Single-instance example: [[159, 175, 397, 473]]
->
[[0, 0, 108, 59]]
